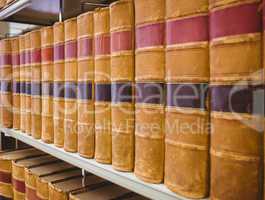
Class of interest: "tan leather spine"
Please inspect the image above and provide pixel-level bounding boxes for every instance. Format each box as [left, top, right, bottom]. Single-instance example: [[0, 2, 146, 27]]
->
[[77, 11, 95, 158], [19, 35, 26, 132], [0, 38, 13, 128], [110, 0, 135, 172], [94, 7, 112, 164], [25, 32, 31, 135], [11, 37, 20, 130], [164, 0, 210, 198], [134, 0, 165, 183], [210, 0, 263, 199], [30, 30, 42, 139], [41, 26, 54, 144], [64, 17, 78, 153], [53, 22, 65, 148]]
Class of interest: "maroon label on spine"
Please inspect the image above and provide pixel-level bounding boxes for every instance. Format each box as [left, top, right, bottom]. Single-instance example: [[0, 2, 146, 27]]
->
[[12, 178, 25, 193], [136, 22, 165, 49], [166, 15, 209, 45], [0, 171, 11, 184], [12, 54, 20, 66], [95, 35, 110, 56], [20, 51, 25, 66], [211, 84, 263, 115], [26, 187, 39, 200], [0, 54, 12, 66], [111, 31, 133, 52], [167, 83, 208, 109], [111, 82, 133, 103], [41, 46, 53, 63], [78, 37, 93, 58], [95, 83, 111, 102], [65, 40, 77, 59], [31, 49, 41, 64], [25, 50, 31, 65], [210, 2, 261, 39], [54, 43, 65, 61], [136, 83, 165, 104]]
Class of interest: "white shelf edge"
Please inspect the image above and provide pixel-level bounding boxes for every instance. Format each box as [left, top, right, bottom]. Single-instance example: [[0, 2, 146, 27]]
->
[[1, 127, 208, 200], [0, 0, 31, 20]]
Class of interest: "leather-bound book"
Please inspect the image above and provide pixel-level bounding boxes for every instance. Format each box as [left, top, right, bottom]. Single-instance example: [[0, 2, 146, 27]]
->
[[110, 0, 135, 172], [134, 0, 165, 183], [94, 7, 112, 164], [36, 169, 81, 200], [69, 183, 148, 200], [64, 17, 78, 153], [53, 22, 65, 148], [165, 0, 210, 198], [210, 0, 263, 199], [25, 32, 32, 135], [77, 11, 95, 158], [19, 34, 26, 132], [12, 155, 57, 200], [30, 30, 42, 139], [0, 148, 44, 199], [10, 37, 20, 130], [25, 162, 75, 200], [0, 38, 13, 128], [49, 175, 106, 200], [41, 26, 54, 144]]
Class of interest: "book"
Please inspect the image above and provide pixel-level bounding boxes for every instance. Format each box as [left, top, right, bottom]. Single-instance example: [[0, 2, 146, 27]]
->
[[41, 26, 54, 144], [164, 0, 210, 198], [110, 0, 135, 172], [25, 33, 31, 135], [94, 8, 112, 164], [64, 17, 78, 153], [134, 0, 165, 183], [77, 11, 95, 158]]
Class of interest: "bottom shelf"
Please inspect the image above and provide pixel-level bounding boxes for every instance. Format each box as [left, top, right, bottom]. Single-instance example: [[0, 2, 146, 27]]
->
[[1, 127, 207, 200]]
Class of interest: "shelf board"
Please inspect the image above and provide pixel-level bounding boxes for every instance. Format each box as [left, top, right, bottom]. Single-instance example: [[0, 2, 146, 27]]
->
[[1, 127, 208, 200], [0, 0, 31, 20]]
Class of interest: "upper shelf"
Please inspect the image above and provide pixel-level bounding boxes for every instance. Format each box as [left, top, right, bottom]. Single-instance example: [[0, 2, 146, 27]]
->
[[0, 0, 114, 25]]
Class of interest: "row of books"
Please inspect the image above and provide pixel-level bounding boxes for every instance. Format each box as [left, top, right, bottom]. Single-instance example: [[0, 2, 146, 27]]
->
[[0, 0, 264, 199], [0, 148, 147, 200]]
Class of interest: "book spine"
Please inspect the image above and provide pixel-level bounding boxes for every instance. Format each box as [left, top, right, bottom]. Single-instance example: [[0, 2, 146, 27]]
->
[[0, 39, 12, 128], [25, 33, 31, 135], [164, 0, 210, 198], [0, 159, 13, 199], [53, 22, 65, 148], [19, 35, 26, 133], [41, 26, 54, 144], [25, 168, 39, 200], [110, 0, 135, 172], [11, 37, 20, 130], [134, 0, 165, 183], [77, 12, 95, 158], [30, 30, 42, 139], [64, 18, 78, 153], [94, 8, 112, 164], [210, 1, 263, 199], [12, 162, 26, 199]]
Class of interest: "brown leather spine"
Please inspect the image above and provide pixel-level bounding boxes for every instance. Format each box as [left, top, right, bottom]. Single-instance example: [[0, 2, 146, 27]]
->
[[64, 17, 78, 153], [110, 0, 135, 172], [165, 0, 210, 198], [210, 0, 263, 199], [11, 37, 20, 130], [77, 11, 95, 158], [53, 22, 65, 148], [25, 32, 31, 135], [0, 39, 13, 128], [30, 30, 42, 139], [94, 7, 112, 164], [19, 35, 26, 133], [41, 26, 54, 144], [134, 0, 165, 183]]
